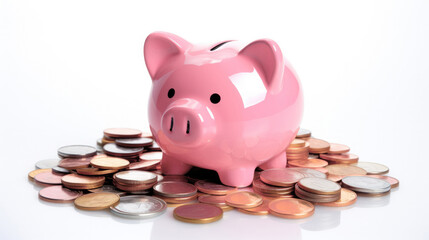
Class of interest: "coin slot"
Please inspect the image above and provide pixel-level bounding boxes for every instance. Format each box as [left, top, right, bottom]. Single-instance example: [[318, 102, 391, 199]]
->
[[186, 120, 190, 134], [210, 41, 231, 51]]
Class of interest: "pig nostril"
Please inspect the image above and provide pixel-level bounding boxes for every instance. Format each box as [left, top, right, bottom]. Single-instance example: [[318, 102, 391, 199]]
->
[[186, 120, 190, 134], [170, 117, 174, 132]]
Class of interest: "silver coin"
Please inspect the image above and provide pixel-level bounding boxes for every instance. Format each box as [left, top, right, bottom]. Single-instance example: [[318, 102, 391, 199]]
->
[[96, 138, 103, 147], [57, 145, 97, 158], [350, 162, 389, 175], [114, 170, 158, 184], [115, 137, 153, 148], [103, 143, 143, 157], [52, 166, 71, 174], [110, 195, 167, 219], [308, 154, 319, 159], [297, 128, 311, 138], [147, 141, 161, 151], [342, 176, 391, 193], [88, 185, 127, 196], [153, 181, 197, 198], [35, 159, 60, 169]]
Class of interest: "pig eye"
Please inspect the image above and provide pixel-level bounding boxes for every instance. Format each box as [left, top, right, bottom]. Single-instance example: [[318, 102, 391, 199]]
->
[[168, 88, 175, 98], [210, 93, 221, 104]]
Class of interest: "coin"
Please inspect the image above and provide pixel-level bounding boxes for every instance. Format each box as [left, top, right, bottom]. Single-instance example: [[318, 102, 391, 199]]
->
[[296, 128, 311, 138], [88, 185, 126, 196], [52, 166, 71, 174], [287, 159, 328, 169], [287, 167, 327, 180], [153, 181, 197, 198], [306, 138, 330, 154], [289, 139, 306, 148], [316, 188, 357, 207], [342, 176, 391, 194], [350, 162, 389, 175], [156, 194, 198, 204], [327, 143, 350, 154], [103, 143, 144, 157], [197, 194, 232, 210], [76, 167, 118, 176], [173, 203, 223, 224], [294, 185, 341, 203], [114, 170, 157, 185], [319, 153, 359, 163], [28, 168, 52, 181], [238, 199, 270, 215], [90, 156, 130, 170], [110, 195, 167, 219], [57, 145, 97, 158], [194, 180, 236, 195], [74, 192, 120, 211], [325, 164, 367, 178], [39, 186, 83, 203], [115, 137, 153, 148], [129, 160, 160, 171], [58, 157, 92, 170], [102, 137, 115, 145], [366, 175, 399, 188], [147, 142, 161, 151], [35, 159, 59, 169], [268, 198, 314, 219], [252, 178, 294, 194], [61, 173, 105, 190], [34, 171, 65, 185], [104, 128, 142, 139], [260, 168, 305, 187], [297, 177, 341, 195], [139, 151, 163, 161], [224, 191, 263, 209]]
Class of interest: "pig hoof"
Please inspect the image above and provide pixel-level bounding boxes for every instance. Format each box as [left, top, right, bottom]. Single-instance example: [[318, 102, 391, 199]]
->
[[217, 168, 255, 187], [160, 156, 192, 175]]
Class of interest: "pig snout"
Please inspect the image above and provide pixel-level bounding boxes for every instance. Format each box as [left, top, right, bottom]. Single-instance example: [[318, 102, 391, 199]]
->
[[161, 98, 216, 147]]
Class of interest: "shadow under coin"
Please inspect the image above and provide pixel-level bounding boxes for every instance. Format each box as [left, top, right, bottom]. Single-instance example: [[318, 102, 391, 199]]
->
[[73, 208, 114, 218], [37, 197, 74, 208], [300, 206, 346, 231], [355, 194, 390, 208]]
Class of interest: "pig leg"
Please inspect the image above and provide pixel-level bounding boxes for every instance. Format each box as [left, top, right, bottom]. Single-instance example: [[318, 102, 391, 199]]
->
[[258, 151, 287, 170], [217, 167, 255, 187], [160, 155, 192, 175]]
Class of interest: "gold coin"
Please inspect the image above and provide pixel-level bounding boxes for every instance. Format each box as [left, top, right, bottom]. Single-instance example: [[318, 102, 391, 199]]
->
[[224, 191, 263, 209], [325, 164, 367, 177], [90, 156, 129, 170], [74, 192, 120, 211], [268, 198, 314, 219], [28, 168, 52, 181], [316, 188, 357, 207]]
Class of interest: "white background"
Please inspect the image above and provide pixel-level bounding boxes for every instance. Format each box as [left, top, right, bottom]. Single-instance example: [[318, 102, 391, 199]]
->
[[1, 0, 429, 239]]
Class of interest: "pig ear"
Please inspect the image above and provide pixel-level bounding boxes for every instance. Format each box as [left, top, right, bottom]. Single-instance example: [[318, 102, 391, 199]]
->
[[239, 39, 284, 93], [144, 32, 191, 79]]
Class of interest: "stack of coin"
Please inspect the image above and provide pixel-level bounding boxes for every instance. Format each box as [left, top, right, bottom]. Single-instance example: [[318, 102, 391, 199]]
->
[[57, 145, 97, 159], [252, 178, 295, 198], [286, 139, 310, 161], [110, 195, 167, 219], [113, 170, 158, 192], [153, 181, 198, 204], [305, 138, 331, 154], [61, 173, 105, 190], [295, 177, 341, 203], [260, 168, 305, 188], [342, 176, 391, 196]]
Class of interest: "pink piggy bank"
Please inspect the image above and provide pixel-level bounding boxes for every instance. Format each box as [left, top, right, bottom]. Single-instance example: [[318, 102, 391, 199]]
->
[[144, 32, 303, 187]]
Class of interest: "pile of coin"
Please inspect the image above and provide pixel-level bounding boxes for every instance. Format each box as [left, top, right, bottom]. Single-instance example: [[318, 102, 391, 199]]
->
[[28, 127, 400, 223]]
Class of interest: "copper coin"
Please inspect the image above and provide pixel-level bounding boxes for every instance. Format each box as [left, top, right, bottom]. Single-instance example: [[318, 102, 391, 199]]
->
[[294, 185, 341, 203], [325, 164, 367, 177], [194, 180, 236, 195], [260, 168, 305, 187], [103, 143, 144, 157], [287, 159, 328, 168], [129, 160, 160, 170], [115, 137, 153, 148], [153, 181, 197, 198], [161, 175, 188, 182], [306, 138, 331, 154], [327, 174, 343, 182], [238, 200, 270, 215], [114, 170, 157, 184], [61, 173, 105, 188], [28, 168, 52, 181], [327, 143, 350, 154], [57, 145, 97, 158], [316, 188, 357, 207], [76, 167, 118, 176], [156, 194, 198, 204], [34, 171, 65, 185], [252, 178, 294, 194], [313, 167, 328, 174], [139, 151, 163, 161], [224, 191, 263, 209], [104, 128, 142, 139], [289, 139, 306, 148], [286, 142, 310, 153], [286, 167, 327, 179], [39, 185, 83, 203], [350, 162, 389, 175], [319, 153, 359, 163], [297, 177, 341, 195], [88, 185, 126, 196], [102, 137, 115, 145], [268, 198, 314, 219], [58, 157, 92, 170], [90, 156, 129, 170], [198, 194, 228, 207], [35, 159, 59, 169], [173, 203, 223, 224], [366, 175, 399, 188], [74, 192, 120, 211], [296, 128, 311, 138], [113, 180, 156, 192]]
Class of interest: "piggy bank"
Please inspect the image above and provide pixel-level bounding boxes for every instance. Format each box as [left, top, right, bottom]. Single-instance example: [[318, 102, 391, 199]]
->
[[144, 32, 303, 187]]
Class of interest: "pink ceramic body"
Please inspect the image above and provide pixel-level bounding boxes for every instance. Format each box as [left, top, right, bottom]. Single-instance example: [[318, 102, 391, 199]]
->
[[144, 32, 303, 187]]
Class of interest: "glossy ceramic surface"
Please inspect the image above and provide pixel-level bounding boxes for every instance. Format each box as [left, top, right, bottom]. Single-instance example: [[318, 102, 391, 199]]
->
[[144, 32, 303, 187]]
